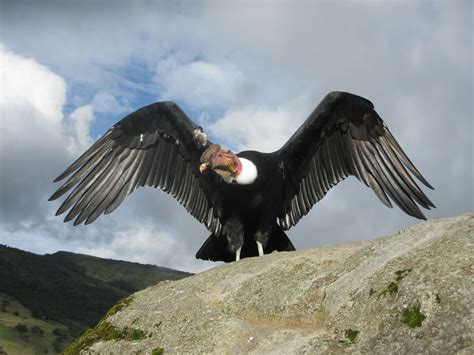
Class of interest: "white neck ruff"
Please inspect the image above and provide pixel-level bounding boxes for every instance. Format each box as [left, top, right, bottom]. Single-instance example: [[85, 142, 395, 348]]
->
[[223, 157, 258, 185]]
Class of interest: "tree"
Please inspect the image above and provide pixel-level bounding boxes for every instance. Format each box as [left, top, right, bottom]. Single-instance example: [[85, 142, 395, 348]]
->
[[52, 328, 68, 340], [13, 323, 28, 334], [31, 325, 45, 336]]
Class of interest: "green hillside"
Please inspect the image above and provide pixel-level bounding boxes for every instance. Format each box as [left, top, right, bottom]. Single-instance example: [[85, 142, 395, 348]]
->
[[49, 251, 190, 293], [0, 245, 191, 353], [0, 292, 73, 354]]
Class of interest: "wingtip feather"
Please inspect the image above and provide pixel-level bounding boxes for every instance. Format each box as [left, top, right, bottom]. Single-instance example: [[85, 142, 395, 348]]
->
[[53, 175, 63, 183], [73, 219, 82, 226], [424, 180, 434, 190], [417, 211, 427, 220]]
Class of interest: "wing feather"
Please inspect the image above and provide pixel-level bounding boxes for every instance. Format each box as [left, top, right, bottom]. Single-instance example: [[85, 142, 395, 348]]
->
[[385, 129, 433, 189], [53, 131, 113, 183], [277, 92, 433, 230], [353, 140, 392, 208], [377, 138, 433, 208], [50, 101, 222, 233], [84, 149, 145, 225], [73, 149, 141, 225]]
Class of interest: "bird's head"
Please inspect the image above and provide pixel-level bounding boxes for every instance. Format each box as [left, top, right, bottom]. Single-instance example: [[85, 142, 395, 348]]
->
[[199, 144, 241, 179]]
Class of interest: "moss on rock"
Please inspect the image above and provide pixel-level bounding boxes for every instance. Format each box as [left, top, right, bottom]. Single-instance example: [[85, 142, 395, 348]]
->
[[379, 282, 398, 297], [104, 295, 133, 318], [395, 268, 412, 281], [131, 328, 146, 340], [402, 304, 426, 328], [379, 269, 413, 297], [64, 295, 147, 354], [345, 329, 359, 342], [65, 321, 123, 355]]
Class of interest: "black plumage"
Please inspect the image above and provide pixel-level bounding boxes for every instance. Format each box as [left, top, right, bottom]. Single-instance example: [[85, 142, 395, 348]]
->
[[50, 92, 434, 262]]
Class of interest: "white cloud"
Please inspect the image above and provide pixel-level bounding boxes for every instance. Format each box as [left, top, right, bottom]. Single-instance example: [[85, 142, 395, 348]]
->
[[92, 91, 130, 115], [74, 222, 214, 273], [0, 44, 66, 124], [0, 45, 94, 243], [155, 58, 247, 109], [67, 105, 95, 154], [76, 223, 178, 264], [0, 45, 69, 222], [208, 94, 310, 152]]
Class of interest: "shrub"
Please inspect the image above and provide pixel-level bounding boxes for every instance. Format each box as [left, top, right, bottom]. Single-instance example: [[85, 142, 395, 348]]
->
[[31, 325, 45, 335], [13, 323, 28, 333]]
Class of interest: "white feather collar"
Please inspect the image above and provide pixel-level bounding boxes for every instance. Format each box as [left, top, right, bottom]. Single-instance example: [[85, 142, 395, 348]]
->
[[223, 157, 258, 185]]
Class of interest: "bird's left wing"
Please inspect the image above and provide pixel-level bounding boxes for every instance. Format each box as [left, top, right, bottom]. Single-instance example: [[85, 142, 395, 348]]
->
[[49, 101, 222, 234], [276, 91, 434, 230]]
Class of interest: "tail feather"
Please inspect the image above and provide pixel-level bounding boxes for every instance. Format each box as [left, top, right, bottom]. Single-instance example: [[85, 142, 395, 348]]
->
[[196, 224, 295, 262], [196, 234, 235, 262], [265, 224, 295, 253]]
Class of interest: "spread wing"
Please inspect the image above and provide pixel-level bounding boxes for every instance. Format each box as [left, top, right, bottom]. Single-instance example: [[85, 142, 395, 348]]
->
[[276, 91, 435, 230], [49, 101, 222, 234]]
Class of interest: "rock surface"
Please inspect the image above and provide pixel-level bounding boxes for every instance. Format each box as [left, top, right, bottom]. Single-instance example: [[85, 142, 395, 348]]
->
[[74, 214, 473, 354]]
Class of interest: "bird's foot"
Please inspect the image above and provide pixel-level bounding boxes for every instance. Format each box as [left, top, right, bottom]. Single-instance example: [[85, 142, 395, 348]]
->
[[256, 241, 264, 256]]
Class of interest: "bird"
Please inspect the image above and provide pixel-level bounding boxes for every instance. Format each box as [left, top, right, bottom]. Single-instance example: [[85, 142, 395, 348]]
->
[[49, 91, 435, 262]]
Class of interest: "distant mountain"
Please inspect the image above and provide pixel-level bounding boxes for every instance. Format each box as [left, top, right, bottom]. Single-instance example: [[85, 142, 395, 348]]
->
[[48, 250, 192, 293], [0, 245, 191, 353]]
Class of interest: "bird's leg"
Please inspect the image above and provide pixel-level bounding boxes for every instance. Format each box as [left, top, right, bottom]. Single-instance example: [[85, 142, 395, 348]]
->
[[254, 227, 271, 257], [235, 246, 242, 261], [223, 214, 244, 262]]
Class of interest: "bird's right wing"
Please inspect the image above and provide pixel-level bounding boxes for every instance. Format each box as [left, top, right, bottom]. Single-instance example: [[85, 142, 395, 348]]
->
[[49, 101, 223, 234], [276, 92, 434, 230]]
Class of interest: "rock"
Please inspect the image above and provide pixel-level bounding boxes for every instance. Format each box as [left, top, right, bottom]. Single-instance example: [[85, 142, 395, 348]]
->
[[69, 214, 473, 354]]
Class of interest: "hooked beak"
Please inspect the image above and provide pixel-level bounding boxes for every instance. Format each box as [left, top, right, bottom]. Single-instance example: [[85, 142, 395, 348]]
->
[[199, 163, 210, 174]]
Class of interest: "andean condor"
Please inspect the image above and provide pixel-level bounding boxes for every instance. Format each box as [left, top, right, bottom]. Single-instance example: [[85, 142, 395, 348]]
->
[[50, 92, 434, 262]]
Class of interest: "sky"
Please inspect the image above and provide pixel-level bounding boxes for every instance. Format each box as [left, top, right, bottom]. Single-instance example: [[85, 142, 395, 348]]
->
[[0, 0, 472, 273]]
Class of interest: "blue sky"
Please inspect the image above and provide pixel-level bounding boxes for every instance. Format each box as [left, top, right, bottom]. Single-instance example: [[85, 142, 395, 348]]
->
[[0, 0, 472, 272]]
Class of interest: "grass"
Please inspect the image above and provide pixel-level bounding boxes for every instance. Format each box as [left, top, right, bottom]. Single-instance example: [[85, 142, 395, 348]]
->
[[0, 292, 73, 354]]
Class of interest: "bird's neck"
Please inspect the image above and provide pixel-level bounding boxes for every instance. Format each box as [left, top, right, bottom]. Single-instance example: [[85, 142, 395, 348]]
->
[[233, 157, 258, 185], [236, 157, 243, 176]]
